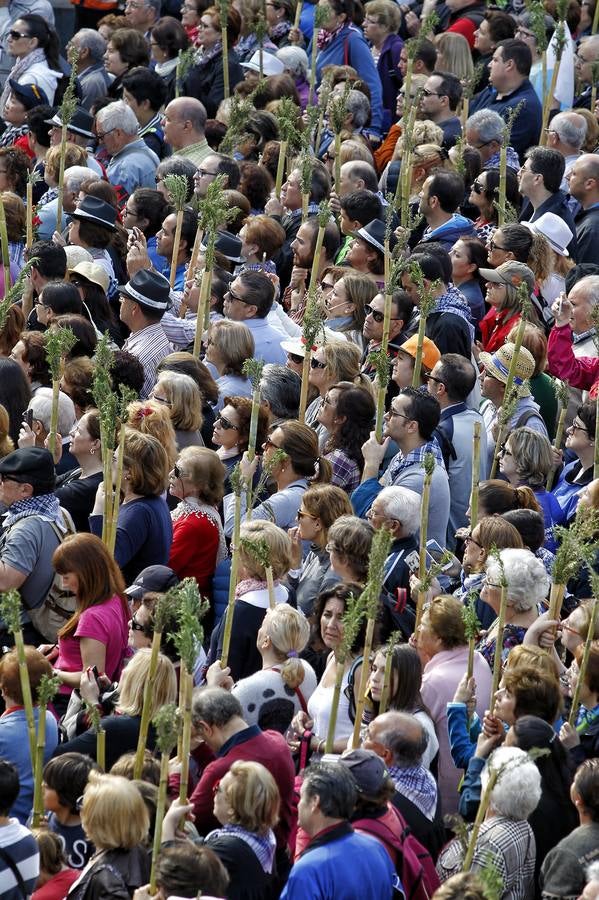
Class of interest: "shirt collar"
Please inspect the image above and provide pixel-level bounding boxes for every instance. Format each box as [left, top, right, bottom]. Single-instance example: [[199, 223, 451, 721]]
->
[[217, 724, 261, 757]]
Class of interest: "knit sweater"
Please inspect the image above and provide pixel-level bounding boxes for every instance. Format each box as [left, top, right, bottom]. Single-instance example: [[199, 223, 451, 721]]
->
[[232, 664, 318, 733]]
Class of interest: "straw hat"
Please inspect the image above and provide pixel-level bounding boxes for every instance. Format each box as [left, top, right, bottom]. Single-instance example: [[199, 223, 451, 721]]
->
[[478, 342, 535, 397], [281, 329, 347, 359], [70, 261, 110, 294]]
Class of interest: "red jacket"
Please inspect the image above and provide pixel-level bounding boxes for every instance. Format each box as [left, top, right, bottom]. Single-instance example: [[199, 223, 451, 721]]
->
[[190, 725, 296, 848], [479, 307, 521, 353], [168, 509, 221, 596], [547, 322, 599, 397]]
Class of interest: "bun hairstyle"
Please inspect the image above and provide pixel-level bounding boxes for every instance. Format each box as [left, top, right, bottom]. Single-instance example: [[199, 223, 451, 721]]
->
[[263, 604, 310, 690], [276, 420, 333, 483], [478, 479, 541, 516]]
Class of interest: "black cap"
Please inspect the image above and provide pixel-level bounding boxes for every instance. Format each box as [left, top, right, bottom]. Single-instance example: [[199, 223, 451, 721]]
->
[[353, 218, 397, 255], [125, 565, 180, 600], [9, 80, 48, 109], [44, 105, 95, 139], [201, 230, 243, 263], [71, 196, 117, 231], [118, 269, 172, 312], [0, 448, 56, 492], [338, 748, 389, 795]]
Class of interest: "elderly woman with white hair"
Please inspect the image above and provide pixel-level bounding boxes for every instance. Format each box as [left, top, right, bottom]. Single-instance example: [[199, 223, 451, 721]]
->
[[437, 746, 541, 898], [19, 386, 78, 474], [476, 548, 550, 672], [276, 45, 309, 109]]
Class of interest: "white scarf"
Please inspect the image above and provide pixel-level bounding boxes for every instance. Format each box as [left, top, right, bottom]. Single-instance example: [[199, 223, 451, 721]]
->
[[0, 48, 48, 110], [154, 57, 178, 77]]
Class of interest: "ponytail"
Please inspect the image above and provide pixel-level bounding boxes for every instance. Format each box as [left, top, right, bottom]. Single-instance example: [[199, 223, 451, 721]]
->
[[514, 485, 541, 512], [267, 604, 310, 690], [279, 655, 306, 691], [312, 456, 332, 484]]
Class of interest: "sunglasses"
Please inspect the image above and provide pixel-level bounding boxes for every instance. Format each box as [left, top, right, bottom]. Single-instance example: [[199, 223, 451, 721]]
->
[[364, 304, 402, 324], [489, 239, 508, 252], [216, 414, 238, 430], [8, 29, 30, 39], [130, 616, 145, 632], [173, 463, 189, 479], [471, 181, 485, 194], [287, 351, 304, 365], [264, 436, 282, 450], [310, 358, 326, 369]]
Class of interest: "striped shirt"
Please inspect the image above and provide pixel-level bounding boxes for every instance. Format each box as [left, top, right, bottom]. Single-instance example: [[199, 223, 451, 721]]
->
[[122, 323, 173, 399], [0, 819, 40, 900]]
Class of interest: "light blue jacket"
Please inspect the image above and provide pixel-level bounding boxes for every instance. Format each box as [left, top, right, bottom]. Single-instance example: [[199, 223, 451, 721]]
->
[[107, 139, 159, 196]]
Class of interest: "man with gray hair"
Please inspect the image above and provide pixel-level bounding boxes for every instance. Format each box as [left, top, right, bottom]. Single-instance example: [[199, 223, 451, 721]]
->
[[465, 108, 520, 171], [163, 97, 210, 166], [36, 165, 93, 241], [574, 34, 599, 109], [69, 29, 110, 111], [259, 364, 301, 425], [95, 100, 159, 197], [124, 0, 161, 40], [545, 110, 587, 188], [363, 711, 444, 858], [20, 387, 77, 473]]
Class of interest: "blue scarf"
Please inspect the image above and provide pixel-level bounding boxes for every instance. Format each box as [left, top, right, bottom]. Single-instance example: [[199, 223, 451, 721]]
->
[[434, 285, 475, 342], [382, 438, 445, 486], [4, 493, 65, 530]]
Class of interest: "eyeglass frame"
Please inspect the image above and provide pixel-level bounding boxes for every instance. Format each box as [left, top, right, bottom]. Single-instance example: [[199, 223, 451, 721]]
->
[[364, 303, 402, 324]]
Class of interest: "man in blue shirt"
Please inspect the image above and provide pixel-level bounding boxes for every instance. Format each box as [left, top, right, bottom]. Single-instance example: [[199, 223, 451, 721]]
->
[[223, 270, 287, 365], [281, 762, 396, 900], [470, 38, 542, 158]]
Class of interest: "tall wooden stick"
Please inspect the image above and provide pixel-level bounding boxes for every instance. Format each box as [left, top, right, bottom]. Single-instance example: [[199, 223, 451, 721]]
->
[[221, 464, 243, 668], [298, 289, 325, 423], [163, 174, 189, 289], [325, 588, 365, 752], [45, 327, 77, 461], [415, 453, 435, 631], [149, 704, 181, 894], [55, 49, 79, 232], [0, 197, 10, 298], [489, 551, 508, 712], [569, 596, 599, 727], [547, 378, 569, 491], [32, 673, 60, 827], [134, 595, 171, 779]]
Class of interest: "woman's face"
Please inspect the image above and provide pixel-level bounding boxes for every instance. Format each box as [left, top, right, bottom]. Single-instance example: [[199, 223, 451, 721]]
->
[[262, 426, 285, 471], [468, 173, 489, 213], [204, 332, 223, 368], [212, 404, 241, 450], [415, 610, 441, 661], [213, 772, 233, 825], [104, 41, 128, 76], [462, 527, 486, 574], [150, 37, 168, 63], [474, 18, 493, 54], [316, 388, 341, 433], [498, 438, 519, 483], [450, 240, 475, 283], [297, 504, 321, 543], [68, 219, 82, 247], [197, 13, 220, 50], [560, 606, 586, 656], [3, 93, 27, 127], [320, 597, 345, 649], [486, 229, 512, 267], [485, 280, 507, 310], [7, 19, 36, 59], [493, 680, 516, 725], [181, 0, 200, 26], [346, 238, 372, 273], [168, 455, 198, 501], [479, 573, 502, 613], [578, 478, 599, 510], [69, 414, 98, 460], [565, 415, 593, 457], [129, 604, 152, 650], [307, 348, 329, 395], [60, 571, 80, 595], [368, 650, 395, 703], [326, 278, 354, 322], [391, 349, 415, 389]]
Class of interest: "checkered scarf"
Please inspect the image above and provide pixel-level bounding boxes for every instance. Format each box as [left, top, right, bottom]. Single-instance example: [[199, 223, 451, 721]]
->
[[208, 824, 276, 872], [387, 764, 437, 820]]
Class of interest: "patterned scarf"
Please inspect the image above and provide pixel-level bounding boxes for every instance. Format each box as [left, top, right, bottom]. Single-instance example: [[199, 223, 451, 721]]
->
[[171, 497, 227, 565], [270, 20, 291, 41], [207, 824, 276, 873], [382, 438, 445, 487], [0, 48, 49, 109], [194, 40, 222, 69], [0, 124, 28, 148], [487, 146, 521, 172], [317, 21, 346, 49], [387, 764, 437, 820], [4, 492, 65, 530], [235, 577, 281, 598]]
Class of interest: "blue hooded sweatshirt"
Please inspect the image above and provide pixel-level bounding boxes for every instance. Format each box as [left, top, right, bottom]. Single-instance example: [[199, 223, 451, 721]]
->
[[420, 214, 476, 251]]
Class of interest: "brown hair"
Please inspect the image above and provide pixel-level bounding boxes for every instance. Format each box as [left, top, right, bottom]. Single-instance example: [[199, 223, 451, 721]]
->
[[0, 304, 25, 358], [110, 750, 161, 785], [224, 395, 270, 453], [277, 420, 333, 483], [32, 830, 66, 877], [0, 405, 14, 458], [202, 4, 241, 41], [157, 352, 219, 404], [53, 533, 128, 638], [122, 429, 170, 496], [0, 192, 26, 242], [241, 215, 286, 260], [576, 640, 599, 696], [502, 665, 562, 722], [178, 447, 226, 506], [478, 480, 541, 516], [62, 357, 95, 413], [506, 644, 560, 679], [474, 516, 524, 554], [326, 514, 374, 582], [20, 331, 51, 386], [109, 27, 150, 67], [0, 147, 30, 195], [45, 144, 87, 182], [507, 322, 547, 376], [426, 595, 466, 649], [220, 761, 280, 833], [302, 484, 353, 541], [0, 646, 53, 703], [127, 400, 178, 468]]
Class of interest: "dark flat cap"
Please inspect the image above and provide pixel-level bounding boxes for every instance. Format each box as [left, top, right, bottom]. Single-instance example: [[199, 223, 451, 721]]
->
[[0, 448, 56, 490]]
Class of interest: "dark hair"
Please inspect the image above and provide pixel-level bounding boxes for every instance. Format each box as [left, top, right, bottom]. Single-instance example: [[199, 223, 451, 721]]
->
[[398, 386, 441, 440], [408, 251, 445, 285], [111, 350, 145, 396], [485, 10, 516, 43], [121, 67, 167, 113], [18, 14, 60, 69], [0, 760, 19, 816], [26, 104, 54, 148], [242, 111, 279, 159], [303, 762, 357, 818], [431, 70, 462, 111], [43, 753, 99, 814], [74, 278, 118, 339], [177, 207, 199, 256], [224, 396, 270, 452], [578, 398, 597, 436], [313, 582, 369, 654], [0, 358, 31, 444], [339, 190, 383, 226], [301, 217, 341, 262], [412, 38, 437, 71], [79, 177, 119, 208], [109, 27, 150, 68], [478, 479, 541, 516], [304, 159, 331, 203], [412, 242, 452, 284], [512, 715, 576, 828], [211, 266, 233, 314], [385, 643, 427, 713], [40, 283, 82, 317], [435, 353, 476, 403], [27, 240, 67, 280], [210, 153, 241, 190], [496, 223, 534, 261], [259, 364, 301, 420], [157, 352, 219, 404], [237, 270, 275, 318], [76, 219, 114, 250], [453, 236, 489, 294], [156, 844, 230, 899], [128, 188, 171, 238], [239, 162, 274, 212], [496, 38, 533, 76], [574, 759, 599, 820], [54, 315, 98, 358], [502, 508, 546, 553], [527, 145, 566, 194], [426, 170, 464, 214], [327, 0, 364, 25], [388, 289, 414, 324], [324, 382, 375, 471], [478, 168, 521, 223], [250, 73, 301, 110], [151, 15, 189, 58]]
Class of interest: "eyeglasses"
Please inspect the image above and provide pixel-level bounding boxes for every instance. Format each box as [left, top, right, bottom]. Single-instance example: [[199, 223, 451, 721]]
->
[[225, 288, 251, 304], [310, 358, 327, 369], [152, 394, 172, 406], [427, 374, 444, 386], [464, 534, 483, 549], [216, 414, 238, 430], [130, 615, 146, 632], [287, 351, 303, 365], [364, 304, 401, 324], [388, 407, 412, 421], [264, 436, 282, 450], [96, 128, 116, 142], [173, 463, 190, 479], [0, 474, 22, 484], [570, 421, 589, 433], [498, 443, 512, 457], [471, 139, 494, 150], [8, 29, 30, 39], [422, 88, 443, 97], [124, 206, 138, 218], [471, 181, 485, 194], [489, 238, 508, 252], [198, 167, 219, 177], [198, 19, 215, 28]]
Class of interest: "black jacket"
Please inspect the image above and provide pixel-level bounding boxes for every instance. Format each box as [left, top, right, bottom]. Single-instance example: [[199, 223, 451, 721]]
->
[[66, 847, 150, 900], [575, 205, 599, 266], [203, 832, 277, 900], [519, 190, 578, 258], [184, 50, 244, 118]]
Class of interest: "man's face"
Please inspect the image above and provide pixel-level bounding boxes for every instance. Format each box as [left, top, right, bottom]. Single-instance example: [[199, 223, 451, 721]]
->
[[156, 213, 178, 259], [426, 361, 444, 401], [383, 393, 414, 445], [465, 127, 494, 163], [517, 158, 540, 199], [489, 48, 510, 90], [480, 368, 505, 405], [290, 222, 314, 268], [575, 38, 599, 86], [223, 277, 254, 321], [0, 476, 29, 508], [420, 75, 445, 120], [119, 293, 136, 328], [122, 88, 145, 124], [401, 272, 419, 304], [96, 123, 123, 157], [362, 718, 387, 755], [398, 47, 408, 78], [418, 176, 434, 218], [363, 292, 402, 343], [568, 283, 595, 334], [339, 162, 359, 198], [162, 103, 188, 150], [297, 782, 317, 835], [194, 155, 222, 197], [281, 169, 302, 211], [567, 160, 592, 202], [124, 0, 154, 29]]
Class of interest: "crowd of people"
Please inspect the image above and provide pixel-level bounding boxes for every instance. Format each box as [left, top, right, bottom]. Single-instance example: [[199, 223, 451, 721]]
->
[[0, 0, 598, 896]]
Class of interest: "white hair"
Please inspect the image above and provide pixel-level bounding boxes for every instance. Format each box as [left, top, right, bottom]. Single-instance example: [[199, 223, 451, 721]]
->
[[64, 166, 94, 193], [276, 45, 308, 78], [586, 861, 599, 884], [575, 276, 599, 307], [96, 101, 139, 137], [346, 89, 370, 129], [74, 28, 106, 62], [29, 388, 76, 437], [466, 108, 504, 144], [484, 548, 550, 612], [551, 111, 587, 150], [482, 746, 541, 820], [376, 486, 421, 536]]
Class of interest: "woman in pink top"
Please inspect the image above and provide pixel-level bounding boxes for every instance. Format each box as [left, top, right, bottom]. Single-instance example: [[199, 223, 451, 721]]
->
[[51, 534, 130, 713]]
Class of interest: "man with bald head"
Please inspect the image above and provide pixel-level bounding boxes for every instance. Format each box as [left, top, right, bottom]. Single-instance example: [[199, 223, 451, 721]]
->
[[568, 155, 599, 265], [363, 711, 445, 858], [574, 35, 599, 109], [163, 97, 211, 166]]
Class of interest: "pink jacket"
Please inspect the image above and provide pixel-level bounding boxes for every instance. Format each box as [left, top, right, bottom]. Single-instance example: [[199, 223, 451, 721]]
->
[[547, 323, 599, 397], [421, 646, 492, 817]]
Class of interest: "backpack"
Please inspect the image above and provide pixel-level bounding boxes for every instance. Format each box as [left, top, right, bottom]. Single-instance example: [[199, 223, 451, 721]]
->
[[354, 805, 440, 900], [5, 510, 77, 642]]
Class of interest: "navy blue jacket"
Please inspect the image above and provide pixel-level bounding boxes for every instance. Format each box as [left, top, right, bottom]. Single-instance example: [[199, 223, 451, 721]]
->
[[470, 78, 542, 158]]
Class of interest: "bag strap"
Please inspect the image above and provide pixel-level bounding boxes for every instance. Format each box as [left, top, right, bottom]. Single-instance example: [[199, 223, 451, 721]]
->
[[270, 666, 309, 713], [344, 36, 349, 65], [299, 729, 312, 769], [0, 846, 28, 899]]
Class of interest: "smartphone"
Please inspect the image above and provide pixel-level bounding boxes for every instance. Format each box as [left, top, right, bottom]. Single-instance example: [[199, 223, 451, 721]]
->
[[91, 665, 101, 684], [23, 409, 33, 429], [426, 539, 454, 573]]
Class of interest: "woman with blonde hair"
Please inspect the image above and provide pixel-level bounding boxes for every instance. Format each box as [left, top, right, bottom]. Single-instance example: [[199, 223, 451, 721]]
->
[[209, 520, 293, 680], [168, 447, 227, 597], [56, 650, 177, 768], [65, 772, 150, 897], [127, 398, 178, 468], [229, 420, 333, 534], [204, 760, 280, 900], [151, 370, 204, 450], [434, 32, 474, 81], [208, 603, 317, 733], [205, 318, 255, 409], [304, 340, 371, 435], [324, 272, 376, 350], [90, 429, 173, 583]]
